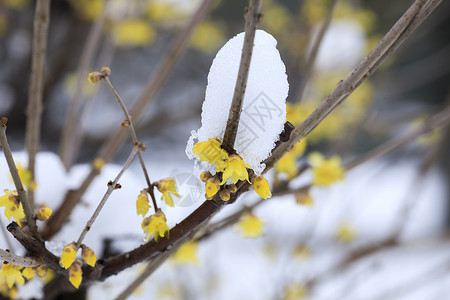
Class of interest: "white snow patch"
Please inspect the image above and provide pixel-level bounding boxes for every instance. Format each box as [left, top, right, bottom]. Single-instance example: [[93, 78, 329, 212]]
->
[[187, 30, 288, 174]]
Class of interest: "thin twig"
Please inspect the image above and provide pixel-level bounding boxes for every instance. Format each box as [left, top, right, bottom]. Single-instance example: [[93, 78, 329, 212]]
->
[[25, 0, 51, 209], [0, 118, 39, 238], [59, 0, 109, 170], [0, 249, 40, 267], [103, 76, 158, 210], [264, 0, 438, 172], [43, 0, 215, 241], [295, 0, 339, 103], [222, 0, 262, 153], [75, 146, 140, 249]]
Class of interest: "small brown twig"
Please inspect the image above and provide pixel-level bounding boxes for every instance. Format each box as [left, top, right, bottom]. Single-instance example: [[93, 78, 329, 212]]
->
[[25, 0, 51, 209], [222, 0, 262, 153], [0, 249, 40, 267], [0, 118, 39, 238], [264, 0, 441, 172], [103, 76, 158, 211], [295, 0, 339, 103], [59, 0, 110, 170], [75, 145, 140, 249]]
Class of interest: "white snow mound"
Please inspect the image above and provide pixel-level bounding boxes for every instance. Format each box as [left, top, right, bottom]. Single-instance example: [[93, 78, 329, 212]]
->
[[187, 30, 288, 174]]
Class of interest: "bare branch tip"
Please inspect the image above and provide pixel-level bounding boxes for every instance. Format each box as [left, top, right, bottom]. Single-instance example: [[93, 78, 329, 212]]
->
[[0, 117, 7, 126]]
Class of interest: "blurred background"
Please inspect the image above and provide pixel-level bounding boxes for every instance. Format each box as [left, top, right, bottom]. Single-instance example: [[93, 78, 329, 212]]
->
[[0, 0, 449, 299]]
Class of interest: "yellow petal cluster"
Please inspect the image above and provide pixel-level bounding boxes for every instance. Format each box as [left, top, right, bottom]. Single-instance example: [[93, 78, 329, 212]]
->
[[237, 213, 264, 238], [0, 263, 24, 289], [336, 222, 357, 243], [36, 207, 52, 221], [308, 152, 345, 186], [15, 164, 37, 190], [193, 138, 229, 172], [21, 267, 35, 280], [68, 260, 82, 289], [221, 154, 251, 184], [156, 178, 181, 207], [275, 140, 307, 179], [0, 190, 25, 226], [172, 241, 199, 265], [282, 284, 308, 300], [251, 175, 271, 199], [60, 242, 77, 269], [205, 178, 220, 198], [92, 157, 105, 170], [136, 190, 150, 217], [142, 210, 169, 242], [112, 19, 156, 47], [81, 245, 97, 267], [190, 21, 225, 53]]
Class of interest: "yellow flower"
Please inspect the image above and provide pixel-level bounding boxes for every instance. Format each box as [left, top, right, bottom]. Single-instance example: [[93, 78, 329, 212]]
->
[[293, 245, 311, 261], [237, 213, 264, 238], [221, 154, 251, 185], [193, 138, 229, 172], [156, 178, 181, 207], [190, 20, 225, 53], [60, 242, 77, 269], [68, 260, 82, 289], [36, 207, 52, 221], [14, 164, 37, 190], [142, 210, 169, 242], [308, 152, 345, 186], [275, 140, 307, 179], [172, 241, 198, 265], [0, 262, 24, 289], [21, 267, 35, 280], [69, 0, 104, 21], [205, 178, 220, 198], [136, 190, 150, 217], [336, 222, 357, 243], [251, 175, 271, 199], [81, 245, 97, 267], [282, 284, 308, 300], [112, 19, 156, 47], [92, 157, 105, 170], [295, 191, 314, 207], [36, 265, 48, 278], [0, 189, 25, 226]]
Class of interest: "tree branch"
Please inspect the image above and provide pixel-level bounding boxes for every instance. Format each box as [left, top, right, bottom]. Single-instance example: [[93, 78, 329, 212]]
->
[[0, 248, 40, 268], [0, 118, 39, 238], [25, 0, 51, 209], [222, 0, 262, 153]]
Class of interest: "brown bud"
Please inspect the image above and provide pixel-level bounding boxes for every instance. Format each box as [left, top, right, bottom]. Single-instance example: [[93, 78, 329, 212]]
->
[[219, 189, 230, 201], [226, 184, 237, 193], [200, 171, 212, 182]]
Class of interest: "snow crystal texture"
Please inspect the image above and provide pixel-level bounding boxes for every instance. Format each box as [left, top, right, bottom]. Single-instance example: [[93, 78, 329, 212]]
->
[[187, 30, 288, 174]]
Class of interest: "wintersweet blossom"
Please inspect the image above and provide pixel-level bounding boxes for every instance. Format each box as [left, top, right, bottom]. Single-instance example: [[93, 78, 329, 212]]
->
[[275, 140, 307, 179], [21, 267, 35, 280], [92, 157, 105, 171], [68, 260, 82, 289], [282, 284, 308, 300], [36, 265, 48, 278], [172, 241, 199, 265], [142, 210, 169, 242], [219, 189, 230, 201], [156, 178, 181, 207], [15, 164, 37, 190], [112, 19, 156, 47], [295, 191, 314, 206], [193, 138, 229, 172], [336, 222, 357, 243], [0, 189, 25, 226], [237, 213, 264, 238], [136, 190, 150, 217], [36, 207, 52, 221], [205, 178, 220, 198], [0, 263, 24, 288], [308, 152, 345, 186], [221, 154, 251, 184], [81, 245, 97, 267], [251, 175, 271, 199], [293, 245, 311, 261], [60, 242, 77, 269]]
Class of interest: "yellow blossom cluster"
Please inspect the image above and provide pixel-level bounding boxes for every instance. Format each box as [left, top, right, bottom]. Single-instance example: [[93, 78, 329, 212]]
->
[[193, 138, 272, 201], [172, 241, 199, 265], [142, 209, 169, 242], [156, 178, 181, 207], [59, 243, 96, 288], [308, 152, 345, 187], [35, 206, 52, 221], [0, 190, 25, 227], [13, 164, 37, 191], [237, 212, 265, 238], [0, 262, 50, 298]]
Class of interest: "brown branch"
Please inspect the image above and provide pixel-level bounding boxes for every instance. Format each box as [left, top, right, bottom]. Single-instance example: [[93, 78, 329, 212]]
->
[[103, 76, 158, 210], [59, 0, 109, 170], [222, 0, 262, 153], [42, 0, 215, 241], [25, 0, 51, 209], [0, 118, 39, 238], [264, 0, 442, 172], [0, 249, 40, 267], [75, 145, 140, 248], [295, 0, 338, 103]]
